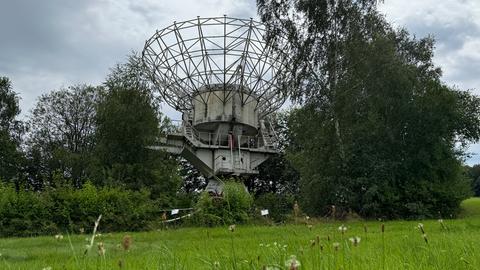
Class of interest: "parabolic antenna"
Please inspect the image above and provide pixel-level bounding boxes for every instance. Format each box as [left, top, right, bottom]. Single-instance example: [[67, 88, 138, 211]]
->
[[142, 16, 292, 189], [142, 16, 291, 118]]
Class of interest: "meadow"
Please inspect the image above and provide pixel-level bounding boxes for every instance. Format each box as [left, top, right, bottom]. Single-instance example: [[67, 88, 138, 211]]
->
[[1, 198, 480, 270]]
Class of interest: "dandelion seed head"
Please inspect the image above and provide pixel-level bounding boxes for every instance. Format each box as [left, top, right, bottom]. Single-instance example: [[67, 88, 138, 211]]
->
[[338, 224, 347, 233], [349, 236, 361, 246], [122, 235, 132, 251], [97, 242, 106, 256], [284, 255, 301, 269]]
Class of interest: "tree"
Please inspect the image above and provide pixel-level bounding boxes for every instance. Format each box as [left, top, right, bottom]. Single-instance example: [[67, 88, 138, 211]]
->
[[245, 112, 300, 196], [258, 0, 480, 218], [466, 164, 480, 196], [0, 77, 23, 185], [179, 159, 206, 194], [25, 84, 101, 188], [94, 53, 181, 203]]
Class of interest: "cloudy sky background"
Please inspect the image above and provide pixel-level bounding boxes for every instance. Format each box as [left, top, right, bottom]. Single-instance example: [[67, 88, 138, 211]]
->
[[1, 0, 479, 163]]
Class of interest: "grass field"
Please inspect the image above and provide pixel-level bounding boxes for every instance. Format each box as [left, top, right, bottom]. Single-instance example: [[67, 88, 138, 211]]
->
[[2, 198, 480, 270]]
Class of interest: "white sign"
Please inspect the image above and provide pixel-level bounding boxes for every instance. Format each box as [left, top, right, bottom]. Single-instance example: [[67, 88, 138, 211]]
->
[[171, 209, 179, 215], [261, 209, 269, 216]]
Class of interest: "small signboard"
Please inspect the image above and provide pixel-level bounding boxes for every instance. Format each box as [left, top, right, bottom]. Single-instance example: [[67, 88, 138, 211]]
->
[[171, 209, 179, 215], [261, 209, 269, 216]]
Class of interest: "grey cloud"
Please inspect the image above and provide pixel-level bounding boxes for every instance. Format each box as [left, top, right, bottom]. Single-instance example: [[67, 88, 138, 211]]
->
[[0, 0, 256, 116]]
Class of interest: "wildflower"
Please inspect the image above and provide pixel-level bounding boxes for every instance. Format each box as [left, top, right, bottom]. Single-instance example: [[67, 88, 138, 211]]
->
[[285, 255, 301, 270], [97, 242, 106, 256], [338, 224, 347, 234], [349, 236, 361, 247], [54, 234, 63, 240], [307, 224, 313, 231], [95, 233, 102, 238], [122, 235, 132, 251], [333, 242, 340, 251], [228, 224, 236, 232], [79, 227, 85, 234], [213, 261, 220, 268], [310, 239, 316, 247], [305, 216, 310, 220], [438, 219, 444, 223]]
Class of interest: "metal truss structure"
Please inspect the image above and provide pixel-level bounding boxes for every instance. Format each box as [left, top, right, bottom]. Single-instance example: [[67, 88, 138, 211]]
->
[[142, 16, 292, 118]]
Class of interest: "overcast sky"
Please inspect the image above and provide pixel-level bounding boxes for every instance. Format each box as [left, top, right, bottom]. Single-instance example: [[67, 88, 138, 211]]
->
[[1, 0, 479, 163]]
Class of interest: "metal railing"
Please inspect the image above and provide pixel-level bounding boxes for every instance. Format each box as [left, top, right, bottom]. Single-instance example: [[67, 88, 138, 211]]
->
[[169, 119, 278, 150]]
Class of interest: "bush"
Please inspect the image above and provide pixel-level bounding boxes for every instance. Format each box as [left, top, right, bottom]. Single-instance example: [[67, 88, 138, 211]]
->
[[254, 193, 295, 222], [0, 182, 160, 237], [193, 181, 253, 226]]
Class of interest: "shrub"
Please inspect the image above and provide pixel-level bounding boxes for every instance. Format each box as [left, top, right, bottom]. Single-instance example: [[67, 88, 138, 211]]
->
[[254, 193, 295, 222], [0, 182, 160, 237], [193, 180, 253, 226]]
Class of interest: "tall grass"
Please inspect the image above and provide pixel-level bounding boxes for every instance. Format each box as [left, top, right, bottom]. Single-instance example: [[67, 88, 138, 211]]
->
[[1, 216, 480, 269]]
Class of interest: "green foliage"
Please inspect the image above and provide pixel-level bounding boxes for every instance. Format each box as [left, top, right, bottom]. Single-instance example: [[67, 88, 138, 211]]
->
[[25, 84, 101, 188], [465, 164, 480, 196], [254, 193, 295, 222], [93, 54, 181, 202], [0, 77, 23, 184], [0, 181, 160, 237], [0, 77, 21, 132], [474, 178, 480, 197], [260, 0, 480, 219], [194, 181, 253, 226]]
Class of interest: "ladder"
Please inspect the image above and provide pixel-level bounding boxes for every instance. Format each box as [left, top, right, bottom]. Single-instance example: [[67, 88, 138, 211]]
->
[[183, 110, 195, 142], [260, 120, 273, 148]]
